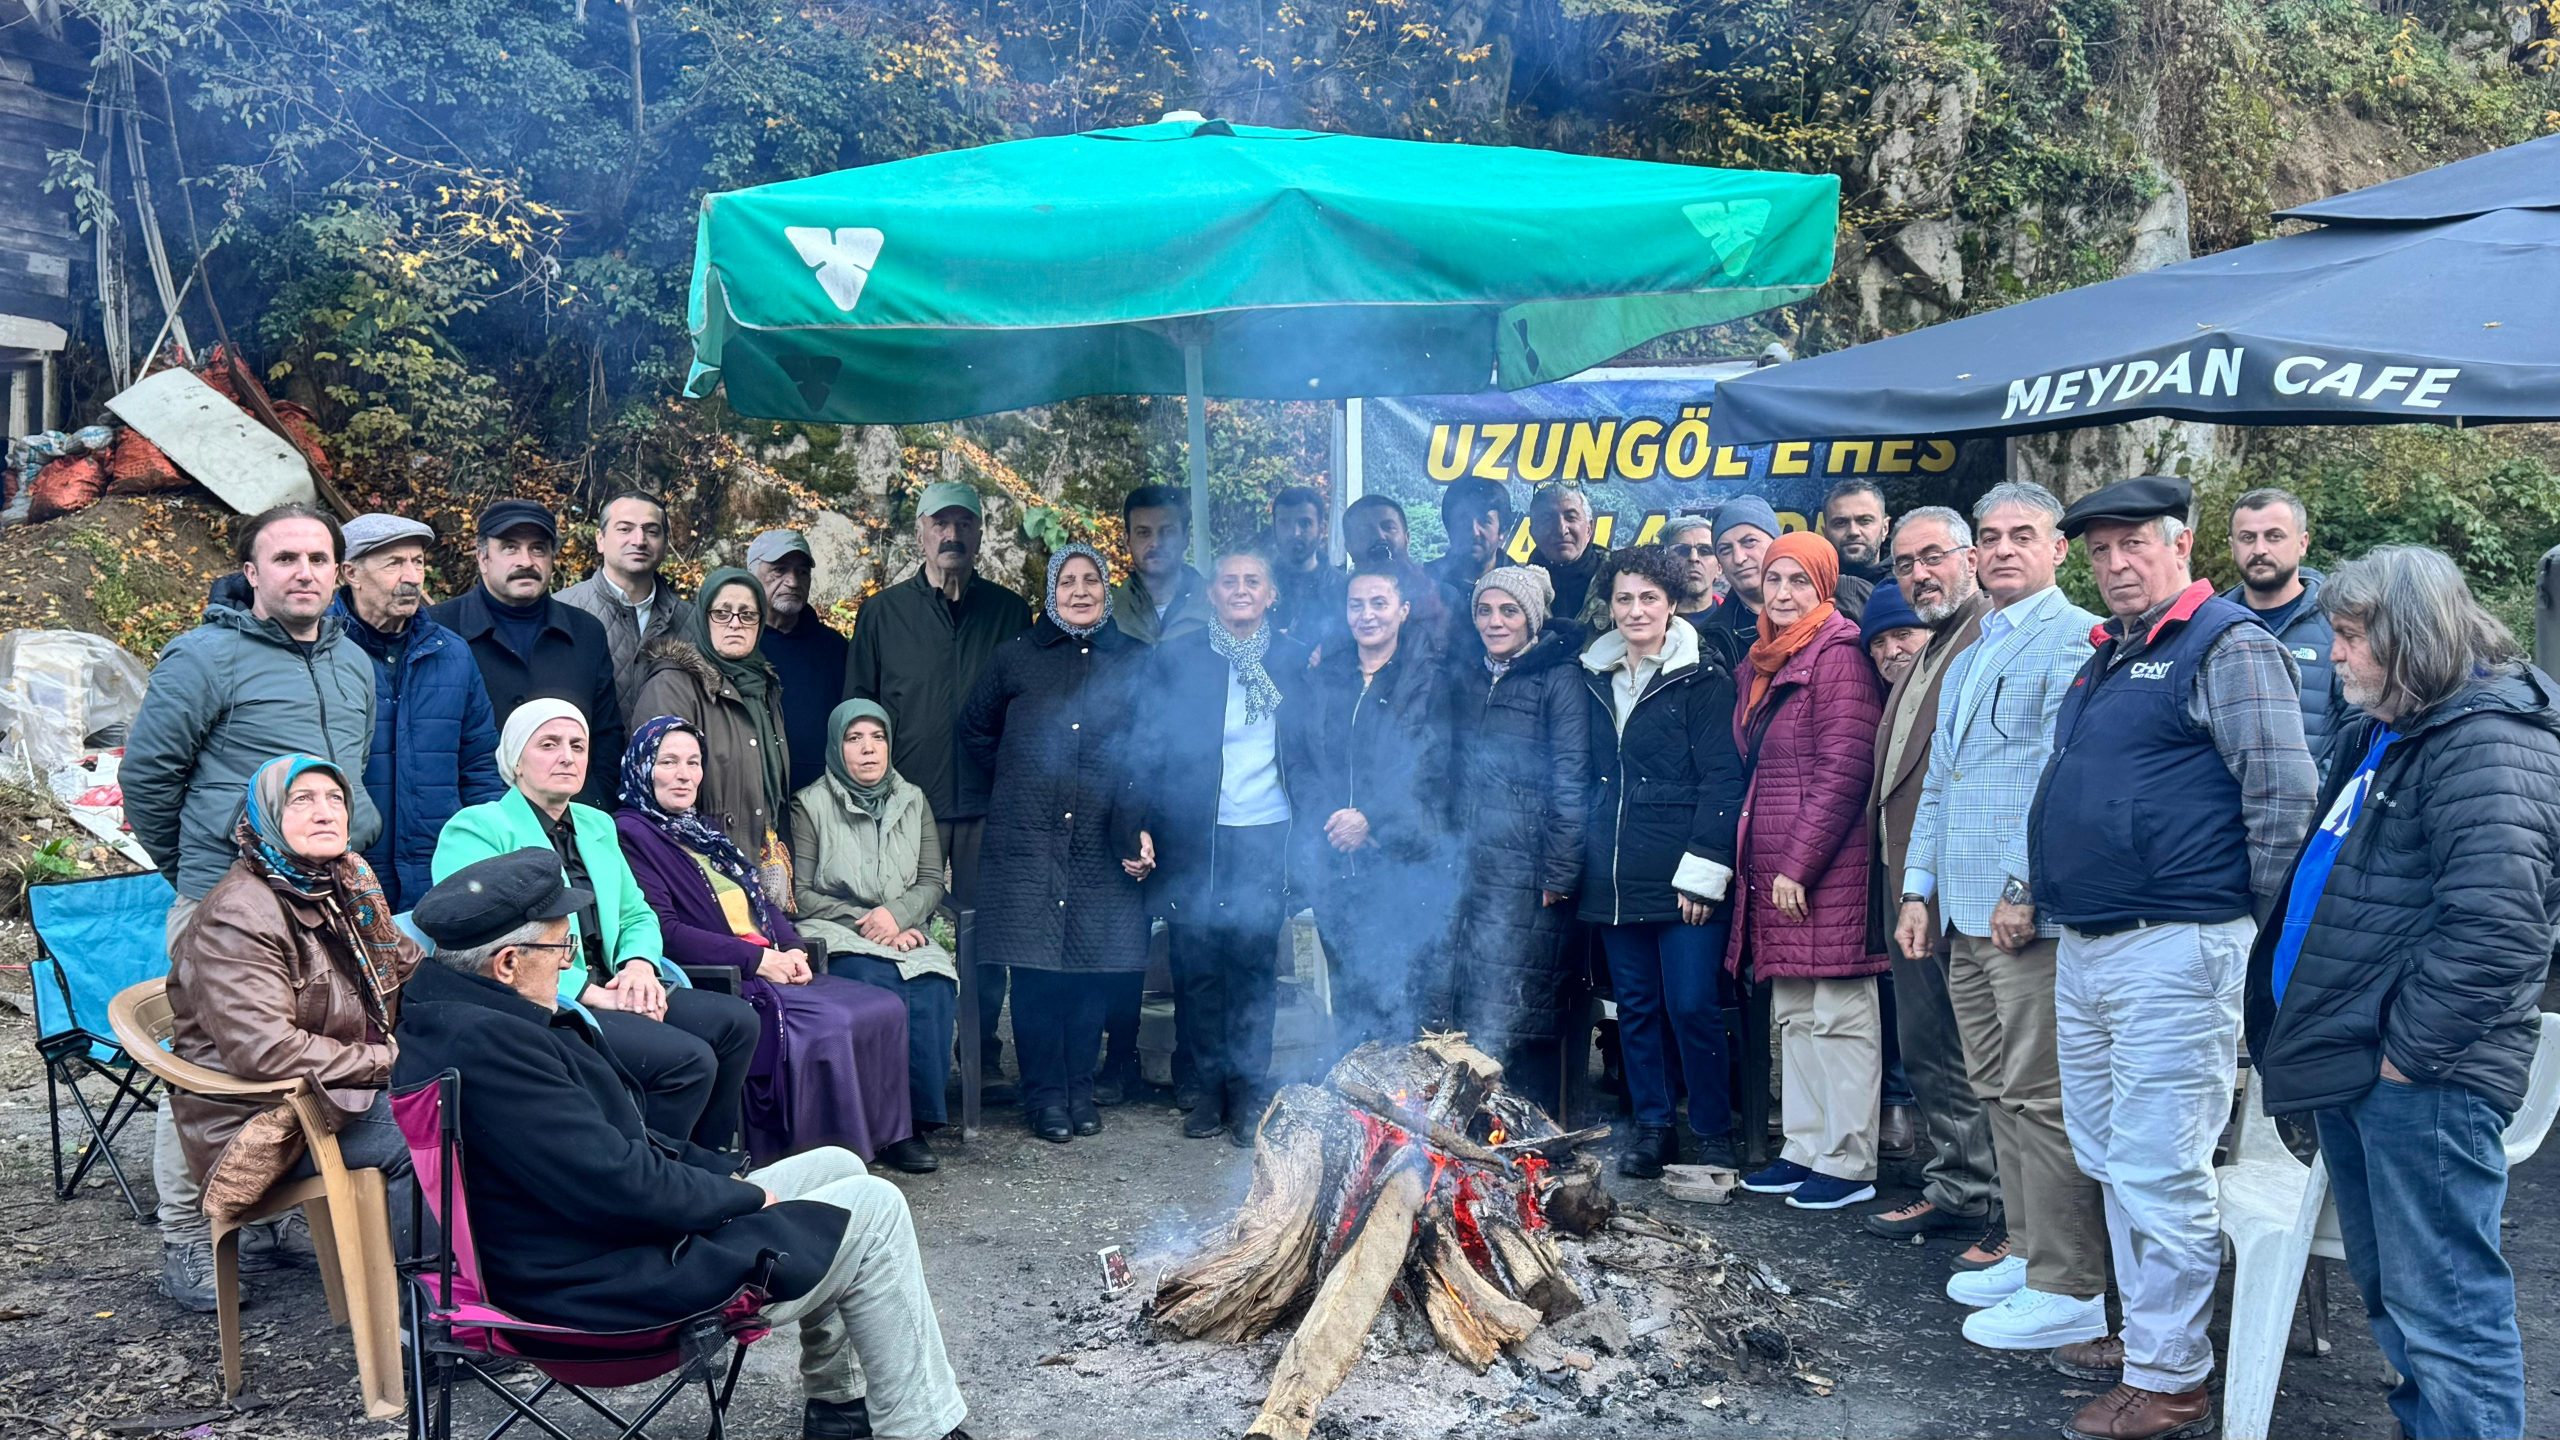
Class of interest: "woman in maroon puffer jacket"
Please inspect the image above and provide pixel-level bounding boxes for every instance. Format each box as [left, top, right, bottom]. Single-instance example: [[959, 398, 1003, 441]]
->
[[1726, 531, 1888, 1211]]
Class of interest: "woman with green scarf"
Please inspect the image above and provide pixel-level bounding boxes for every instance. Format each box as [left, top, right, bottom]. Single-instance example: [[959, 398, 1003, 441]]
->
[[633, 566, 795, 900], [792, 699, 958, 1173]]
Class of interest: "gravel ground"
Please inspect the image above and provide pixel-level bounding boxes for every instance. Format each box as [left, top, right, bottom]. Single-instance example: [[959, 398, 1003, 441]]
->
[[3, 936, 2552, 1440]]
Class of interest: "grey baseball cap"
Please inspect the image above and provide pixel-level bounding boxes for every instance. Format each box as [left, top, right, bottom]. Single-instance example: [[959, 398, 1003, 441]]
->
[[746, 528, 814, 567], [342, 513, 437, 562]]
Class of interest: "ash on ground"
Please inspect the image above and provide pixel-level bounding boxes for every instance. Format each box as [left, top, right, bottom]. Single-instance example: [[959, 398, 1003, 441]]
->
[[1028, 1207, 1830, 1437]]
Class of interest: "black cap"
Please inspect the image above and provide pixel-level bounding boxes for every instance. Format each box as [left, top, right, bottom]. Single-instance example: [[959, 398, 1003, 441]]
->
[[475, 498, 559, 545], [2060, 475, 2193, 539], [413, 849, 591, 952]]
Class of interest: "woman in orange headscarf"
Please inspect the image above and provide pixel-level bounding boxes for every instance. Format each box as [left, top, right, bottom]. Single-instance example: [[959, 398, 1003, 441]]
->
[[1726, 531, 1891, 1213]]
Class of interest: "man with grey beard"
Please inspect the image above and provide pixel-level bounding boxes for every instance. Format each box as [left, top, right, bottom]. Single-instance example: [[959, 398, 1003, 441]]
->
[[1859, 508, 2001, 1264], [329, 512, 504, 912]]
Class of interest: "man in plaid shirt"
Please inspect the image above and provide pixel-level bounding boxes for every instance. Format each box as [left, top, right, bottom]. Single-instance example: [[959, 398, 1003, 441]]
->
[[2026, 475, 2317, 1440]]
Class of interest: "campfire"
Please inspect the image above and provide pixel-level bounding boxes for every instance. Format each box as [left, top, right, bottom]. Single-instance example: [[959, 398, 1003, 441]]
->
[[1150, 1034, 1798, 1440]]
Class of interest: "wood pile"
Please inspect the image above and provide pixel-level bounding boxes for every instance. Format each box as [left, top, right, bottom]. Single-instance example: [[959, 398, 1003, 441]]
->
[[1152, 1035, 1620, 1440]]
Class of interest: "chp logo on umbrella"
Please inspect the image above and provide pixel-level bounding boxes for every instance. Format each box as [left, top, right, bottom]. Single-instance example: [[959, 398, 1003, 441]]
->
[[785, 226, 887, 312]]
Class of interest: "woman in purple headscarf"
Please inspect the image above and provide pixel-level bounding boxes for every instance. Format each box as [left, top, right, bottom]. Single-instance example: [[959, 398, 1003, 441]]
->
[[613, 713, 917, 1167]]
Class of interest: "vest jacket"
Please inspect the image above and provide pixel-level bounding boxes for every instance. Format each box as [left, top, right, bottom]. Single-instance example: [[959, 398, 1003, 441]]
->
[[2030, 589, 2255, 931]]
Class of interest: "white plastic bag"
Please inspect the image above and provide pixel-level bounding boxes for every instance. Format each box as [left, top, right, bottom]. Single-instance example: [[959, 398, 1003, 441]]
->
[[0, 629, 153, 786]]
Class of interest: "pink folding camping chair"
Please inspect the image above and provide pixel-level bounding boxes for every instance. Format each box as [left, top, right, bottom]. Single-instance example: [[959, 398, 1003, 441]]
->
[[391, 1070, 776, 1440]]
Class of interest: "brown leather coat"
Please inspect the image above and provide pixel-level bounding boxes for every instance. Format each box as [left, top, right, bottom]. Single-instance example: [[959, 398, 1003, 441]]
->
[[167, 859, 423, 1184]]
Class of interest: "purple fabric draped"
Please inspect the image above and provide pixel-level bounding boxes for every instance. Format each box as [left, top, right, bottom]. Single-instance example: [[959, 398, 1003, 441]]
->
[[614, 811, 911, 1160]]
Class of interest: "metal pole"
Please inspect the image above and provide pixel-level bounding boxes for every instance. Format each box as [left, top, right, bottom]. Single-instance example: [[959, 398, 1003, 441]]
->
[[2537, 546, 2560, 678], [1185, 342, 1211, 572]]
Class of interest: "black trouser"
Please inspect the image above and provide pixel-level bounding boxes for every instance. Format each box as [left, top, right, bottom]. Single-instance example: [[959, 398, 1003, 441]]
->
[[1171, 822, 1292, 1108], [593, 985, 759, 1148], [1099, 972, 1145, 1086], [941, 819, 1003, 1065], [289, 1089, 417, 1256], [1009, 968, 1110, 1116]]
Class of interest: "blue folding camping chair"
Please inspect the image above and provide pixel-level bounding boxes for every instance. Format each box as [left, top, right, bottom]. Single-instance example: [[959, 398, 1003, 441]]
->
[[30, 870, 177, 1220]]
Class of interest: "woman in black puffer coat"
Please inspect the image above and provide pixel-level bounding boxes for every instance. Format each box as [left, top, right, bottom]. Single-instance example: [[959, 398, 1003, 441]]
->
[[961, 545, 1153, 1143], [1298, 563, 1452, 1059], [1439, 567, 1590, 1112]]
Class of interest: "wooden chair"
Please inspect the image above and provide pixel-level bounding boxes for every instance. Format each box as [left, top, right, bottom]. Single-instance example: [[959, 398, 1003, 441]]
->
[[107, 978, 403, 1420]]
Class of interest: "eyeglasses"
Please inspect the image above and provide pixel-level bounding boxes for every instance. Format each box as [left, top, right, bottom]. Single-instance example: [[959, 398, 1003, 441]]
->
[[1668, 544, 1715, 560], [507, 940, 577, 956], [1891, 545, 1973, 577], [707, 608, 762, 627]]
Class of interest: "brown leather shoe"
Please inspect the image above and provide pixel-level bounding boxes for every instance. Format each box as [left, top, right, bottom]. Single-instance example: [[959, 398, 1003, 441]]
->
[[2052, 1333, 2125, 1382], [2064, 1382, 2215, 1440], [1879, 1103, 1918, 1160]]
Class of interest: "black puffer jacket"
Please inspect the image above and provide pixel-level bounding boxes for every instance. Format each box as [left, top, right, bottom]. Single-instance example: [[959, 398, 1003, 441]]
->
[[959, 617, 1151, 974], [2245, 668, 2560, 1118], [1135, 626, 1317, 920], [1294, 639, 1450, 887], [1578, 624, 1745, 928], [1442, 629, 1591, 1043]]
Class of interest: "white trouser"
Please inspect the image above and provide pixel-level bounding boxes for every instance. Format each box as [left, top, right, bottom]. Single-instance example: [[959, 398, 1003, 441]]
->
[[749, 1147, 967, 1440], [2054, 917, 2252, 1393]]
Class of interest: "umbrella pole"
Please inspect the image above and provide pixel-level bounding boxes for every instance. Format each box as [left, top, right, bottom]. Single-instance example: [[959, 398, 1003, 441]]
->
[[1186, 342, 1211, 573]]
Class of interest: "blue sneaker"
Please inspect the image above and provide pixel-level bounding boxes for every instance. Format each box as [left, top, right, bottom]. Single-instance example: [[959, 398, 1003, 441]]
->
[[1739, 1158, 1811, 1194], [1786, 1173, 1880, 1210]]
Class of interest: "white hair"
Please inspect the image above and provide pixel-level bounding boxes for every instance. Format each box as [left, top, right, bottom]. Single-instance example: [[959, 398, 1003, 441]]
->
[[430, 919, 550, 977], [1891, 505, 1971, 549]]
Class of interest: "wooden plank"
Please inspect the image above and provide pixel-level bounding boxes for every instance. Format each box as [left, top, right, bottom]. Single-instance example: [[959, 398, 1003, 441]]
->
[[0, 287, 71, 327], [0, 314, 69, 351], [0, 220, 83, 261], [0, 82, 82, 129], [0, 107, 83, 152], [0, 249, 73, 288], [106, 368, 315, 514], [0, 186, 73, 238]]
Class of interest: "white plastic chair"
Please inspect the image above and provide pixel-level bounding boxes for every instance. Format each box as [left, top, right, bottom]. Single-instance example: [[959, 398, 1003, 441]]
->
[[2220, 1013, 2560, 1440]]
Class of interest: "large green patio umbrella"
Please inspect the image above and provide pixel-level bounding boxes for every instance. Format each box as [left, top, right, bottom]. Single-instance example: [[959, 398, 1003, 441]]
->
[[686, 115, 1839, 566]]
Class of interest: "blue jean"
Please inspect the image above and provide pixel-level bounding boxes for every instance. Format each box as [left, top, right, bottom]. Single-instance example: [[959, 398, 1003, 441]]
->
[[2315, 1076, 2525, 1440], [1600, 918, 1732, 1139], [828, 953, 959, 1128]]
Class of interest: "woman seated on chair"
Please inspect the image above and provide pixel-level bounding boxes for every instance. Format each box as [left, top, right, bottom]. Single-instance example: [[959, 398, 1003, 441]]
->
[[791, 699, 959, 1174], [614, 714, 917, 1169], [433, 700, 760, 1154], [167, 754, 423, 1251]]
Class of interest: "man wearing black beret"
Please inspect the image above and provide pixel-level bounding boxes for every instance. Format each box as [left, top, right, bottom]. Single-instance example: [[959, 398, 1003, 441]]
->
[[2025, 475, 2316, 1440], [396, 850, 971, 1440]]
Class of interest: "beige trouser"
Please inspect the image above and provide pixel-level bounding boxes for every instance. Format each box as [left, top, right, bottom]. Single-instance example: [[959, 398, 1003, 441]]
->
[[1945, 933, 2109, 1299], [1771, 976, 1881, 1182], [749, 1147, 968, 1440]]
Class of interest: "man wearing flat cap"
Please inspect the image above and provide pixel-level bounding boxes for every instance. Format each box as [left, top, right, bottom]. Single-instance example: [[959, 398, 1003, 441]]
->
[[844, 480, 1031, 1080], [2023, 474, 2316, 1440], [748, 527, 852, 796], [327, 513, 504, 911], [396, 850, 971, 1440], [428, 498, 624, 809]]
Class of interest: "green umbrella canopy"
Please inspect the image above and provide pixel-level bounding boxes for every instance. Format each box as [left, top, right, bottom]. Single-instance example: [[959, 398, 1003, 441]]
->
[[685, 117, 1840, 423]]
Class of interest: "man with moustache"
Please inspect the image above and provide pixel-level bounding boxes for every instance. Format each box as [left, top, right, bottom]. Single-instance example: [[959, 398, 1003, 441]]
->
[[1898, 481, 2116, 1361], [1427, 477, 1514, 606], [558, 491, 683, 721], [1855, 516, 2002, 1271], [1110, 483, 1213, 645], [2225, 487, 2345, 768], [429, 498, 624, 808], [1527, 484, 1607, 624], [1265, 485, 1345, 647], [2016, 476, 2315, 1439], [328, 513, 504, 911], [844, 480, 1032, 1080], [1663, 514, 1724, 629], [747, 527, 850, 795], [124, 502, 382, 1309], [1824, 479, 1894, 590]]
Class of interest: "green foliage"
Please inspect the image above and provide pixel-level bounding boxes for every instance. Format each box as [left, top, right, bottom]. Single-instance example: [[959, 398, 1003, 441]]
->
[[13, 836, 86, 905]]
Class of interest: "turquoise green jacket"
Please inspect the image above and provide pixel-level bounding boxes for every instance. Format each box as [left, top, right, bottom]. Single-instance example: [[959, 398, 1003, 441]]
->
[[431, 788, 668, 1003]]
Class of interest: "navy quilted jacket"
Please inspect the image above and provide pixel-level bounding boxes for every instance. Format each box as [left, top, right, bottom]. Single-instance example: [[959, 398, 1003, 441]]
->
[[331, 594, 505, 910]]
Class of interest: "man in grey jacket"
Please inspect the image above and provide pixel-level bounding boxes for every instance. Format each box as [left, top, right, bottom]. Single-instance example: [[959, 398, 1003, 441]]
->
[[122, 502, 381, 1312], [556, 491, 683, 721], [2225, 487, 2346, 769]]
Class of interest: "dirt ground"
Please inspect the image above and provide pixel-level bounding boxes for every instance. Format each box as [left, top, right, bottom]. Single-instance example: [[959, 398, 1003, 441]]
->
[[3, 934, 2553, 1440]]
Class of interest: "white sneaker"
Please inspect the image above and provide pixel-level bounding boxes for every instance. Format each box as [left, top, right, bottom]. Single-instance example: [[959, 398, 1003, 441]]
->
[[1960, 1287, 2108, 1350], [1944, 1253, 2027, 1308]]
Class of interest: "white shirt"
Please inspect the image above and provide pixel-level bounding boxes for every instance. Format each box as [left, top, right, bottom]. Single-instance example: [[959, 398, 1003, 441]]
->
[[1217, 669, 1290, 826]]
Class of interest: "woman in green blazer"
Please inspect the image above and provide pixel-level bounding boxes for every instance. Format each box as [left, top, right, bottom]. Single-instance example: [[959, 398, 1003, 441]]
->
[[432, 698, 758, 1151]]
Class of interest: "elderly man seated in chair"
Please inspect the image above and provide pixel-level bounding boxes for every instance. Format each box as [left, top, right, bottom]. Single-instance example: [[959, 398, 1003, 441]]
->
[[396, 850, 971, 1440]]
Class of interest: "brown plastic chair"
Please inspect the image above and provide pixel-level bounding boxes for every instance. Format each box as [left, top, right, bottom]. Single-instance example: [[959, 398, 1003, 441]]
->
[[107, 978, 403, 1420]]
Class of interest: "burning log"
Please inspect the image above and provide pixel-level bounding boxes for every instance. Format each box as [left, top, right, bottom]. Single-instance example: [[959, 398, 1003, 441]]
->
[[1154, 1034, 1618, 1439], [1245, 1152, 1428, 1440]]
